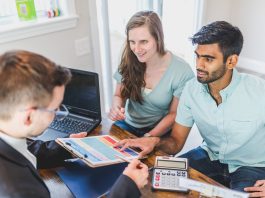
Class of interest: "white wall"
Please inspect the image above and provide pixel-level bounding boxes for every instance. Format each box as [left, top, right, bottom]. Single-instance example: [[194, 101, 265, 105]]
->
[[0, 1, 93, 71], [203, 0, 265, 76], [231, 0, 265, 63], [203, 0, 232, 24]]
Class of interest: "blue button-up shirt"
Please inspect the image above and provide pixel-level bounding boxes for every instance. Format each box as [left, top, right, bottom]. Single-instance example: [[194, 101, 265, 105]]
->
[[176, 69, 265, 173]]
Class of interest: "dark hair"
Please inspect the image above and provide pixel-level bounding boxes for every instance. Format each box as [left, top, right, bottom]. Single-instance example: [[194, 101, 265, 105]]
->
[[119, 10, 166, 103], [0, 50, 71, 120], [191, 21, 243, 62]]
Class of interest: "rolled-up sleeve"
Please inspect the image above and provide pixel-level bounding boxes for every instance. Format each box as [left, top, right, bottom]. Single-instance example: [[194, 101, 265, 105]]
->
[[175, 82, 194, 127]]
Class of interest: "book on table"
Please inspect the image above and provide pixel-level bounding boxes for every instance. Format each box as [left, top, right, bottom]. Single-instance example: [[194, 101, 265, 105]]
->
[[56, 135, 141, 167]]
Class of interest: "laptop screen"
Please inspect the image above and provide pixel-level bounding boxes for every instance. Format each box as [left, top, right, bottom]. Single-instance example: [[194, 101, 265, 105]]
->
[[63, 69, 101, 120]]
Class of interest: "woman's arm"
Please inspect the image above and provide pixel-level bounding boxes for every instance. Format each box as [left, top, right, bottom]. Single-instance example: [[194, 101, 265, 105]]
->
[[108, 83, 126, 121], [147, 97, 179, 137]]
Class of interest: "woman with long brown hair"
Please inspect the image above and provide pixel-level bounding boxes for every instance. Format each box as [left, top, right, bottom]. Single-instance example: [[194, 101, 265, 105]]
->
[[109, 11, 194, 137]]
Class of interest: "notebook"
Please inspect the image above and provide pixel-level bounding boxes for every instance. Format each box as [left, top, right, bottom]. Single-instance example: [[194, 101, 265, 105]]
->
[[56, 159, 127, 198], [35, 68, 101, 141]]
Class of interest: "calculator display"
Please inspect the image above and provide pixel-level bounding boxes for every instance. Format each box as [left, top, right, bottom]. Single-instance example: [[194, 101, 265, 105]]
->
[[157, 160, 186, 169]]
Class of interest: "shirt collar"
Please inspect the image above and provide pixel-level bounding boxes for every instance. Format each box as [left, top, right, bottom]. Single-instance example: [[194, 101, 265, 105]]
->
[[200, 69, 241, 100], [0, 133, 36, 168], [219, 69, 241, 100]]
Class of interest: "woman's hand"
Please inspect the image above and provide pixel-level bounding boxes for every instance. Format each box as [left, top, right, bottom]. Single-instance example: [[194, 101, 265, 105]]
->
[[69, 132, 87, 138], [108, 106, 125, 121]]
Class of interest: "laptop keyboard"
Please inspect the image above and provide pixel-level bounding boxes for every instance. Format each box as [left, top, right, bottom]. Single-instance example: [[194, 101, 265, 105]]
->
[[50, 117, 94, 134]]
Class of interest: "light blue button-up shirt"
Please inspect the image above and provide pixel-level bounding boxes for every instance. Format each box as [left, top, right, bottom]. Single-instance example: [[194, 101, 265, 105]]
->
[[176, 69, 265, 173]]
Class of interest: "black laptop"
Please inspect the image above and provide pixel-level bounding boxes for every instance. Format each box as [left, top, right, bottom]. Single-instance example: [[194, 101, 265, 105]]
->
[[35, 68, 101, 141]]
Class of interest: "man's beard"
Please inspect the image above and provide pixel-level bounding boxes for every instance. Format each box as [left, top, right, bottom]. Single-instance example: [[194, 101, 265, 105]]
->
[[197, 65, 227, 84]]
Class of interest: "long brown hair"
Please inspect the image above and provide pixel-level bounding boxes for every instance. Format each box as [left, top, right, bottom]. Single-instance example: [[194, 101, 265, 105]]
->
[[119, 11, 166, 103]]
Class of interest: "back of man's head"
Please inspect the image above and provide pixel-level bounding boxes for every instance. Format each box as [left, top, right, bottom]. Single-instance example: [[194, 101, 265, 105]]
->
[[0, 50, 71, 120], [191, 21, 244, 63]]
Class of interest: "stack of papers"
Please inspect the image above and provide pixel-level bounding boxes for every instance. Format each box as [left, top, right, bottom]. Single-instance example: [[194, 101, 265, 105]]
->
[[178, 177, 249, 198]]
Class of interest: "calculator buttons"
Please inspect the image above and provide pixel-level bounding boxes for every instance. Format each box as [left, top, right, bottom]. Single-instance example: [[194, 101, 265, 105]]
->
[[152, 168, 188, 192]]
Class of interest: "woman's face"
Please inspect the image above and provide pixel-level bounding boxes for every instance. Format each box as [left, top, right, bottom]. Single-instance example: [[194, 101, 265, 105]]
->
[[128, 25, 158, 63]]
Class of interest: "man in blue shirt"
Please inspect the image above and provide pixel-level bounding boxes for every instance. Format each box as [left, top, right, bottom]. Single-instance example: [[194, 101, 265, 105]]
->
[[116, 21, 265, 194]]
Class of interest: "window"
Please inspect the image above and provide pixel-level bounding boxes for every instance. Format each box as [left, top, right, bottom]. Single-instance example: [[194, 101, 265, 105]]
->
[[0, 0, 78, 44], [0, 0, 16, 25], [0, 0, 66, 24]]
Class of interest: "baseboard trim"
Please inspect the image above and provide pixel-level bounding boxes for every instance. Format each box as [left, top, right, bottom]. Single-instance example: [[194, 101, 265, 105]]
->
[[238, 57, 265, 76]]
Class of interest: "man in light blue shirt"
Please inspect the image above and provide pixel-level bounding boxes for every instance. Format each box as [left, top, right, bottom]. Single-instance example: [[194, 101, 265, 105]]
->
[[116, 21, 265, 194]]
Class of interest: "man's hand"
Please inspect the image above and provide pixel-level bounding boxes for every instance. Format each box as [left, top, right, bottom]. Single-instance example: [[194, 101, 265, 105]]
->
[[244, 180, 265, 197], [123, 159, 148, 189], [115, 137, 160, 157], [69, 132, 87, 138]]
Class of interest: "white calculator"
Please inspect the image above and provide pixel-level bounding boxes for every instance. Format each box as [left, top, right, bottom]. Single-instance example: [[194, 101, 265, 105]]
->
[[152, 156, 189, 192]]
